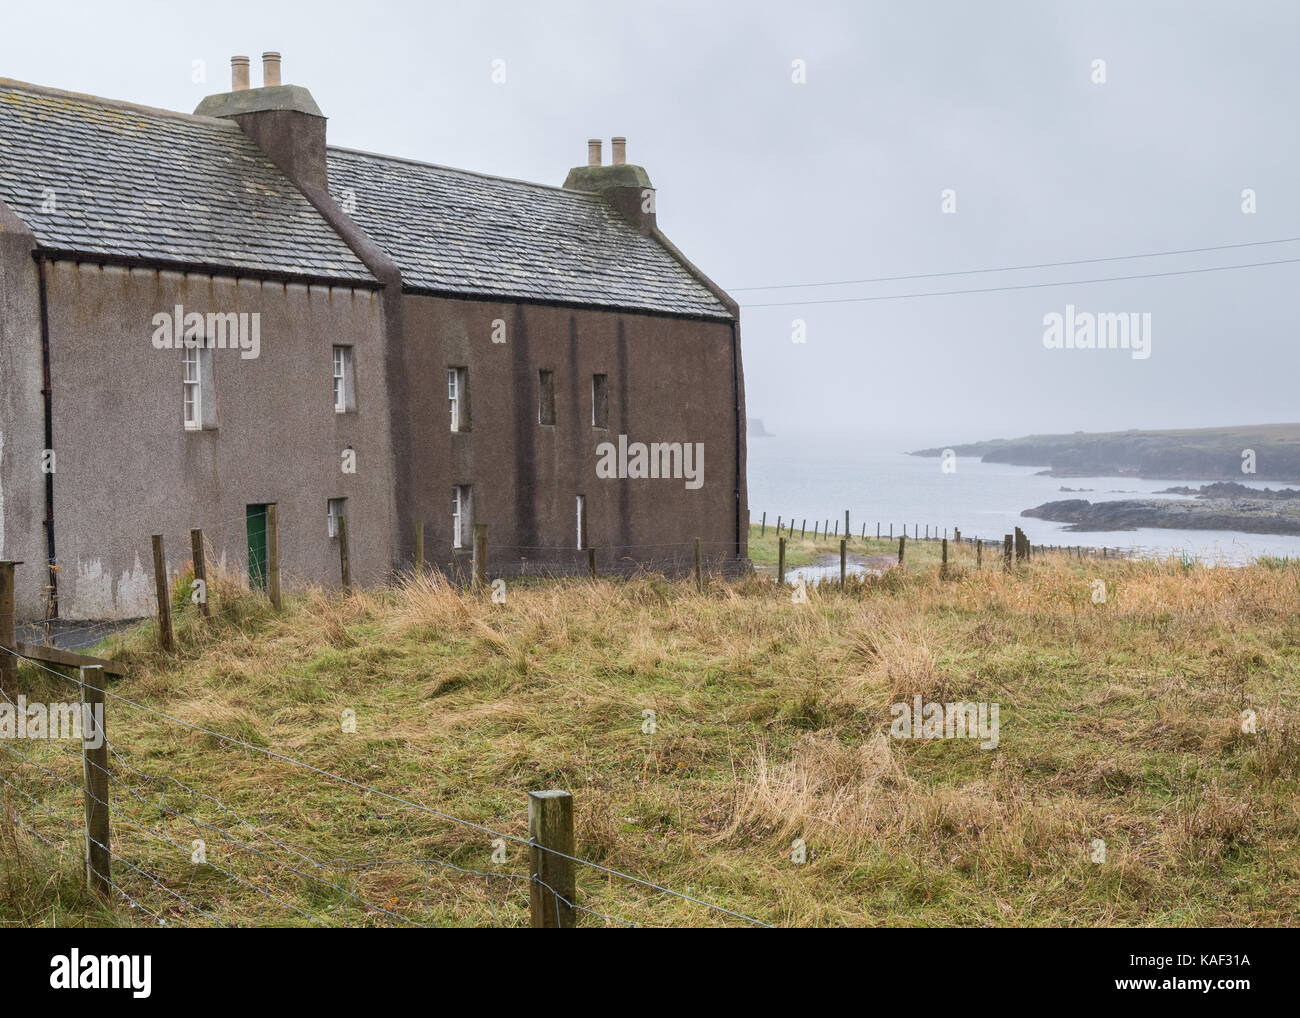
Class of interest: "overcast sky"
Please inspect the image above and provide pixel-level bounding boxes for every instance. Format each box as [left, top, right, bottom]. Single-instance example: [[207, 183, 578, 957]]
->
[[3, 0, 1295, 447]]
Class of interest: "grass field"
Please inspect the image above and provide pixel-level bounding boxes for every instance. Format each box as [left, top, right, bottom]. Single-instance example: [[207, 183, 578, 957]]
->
[[3, 532, 1298, 927]]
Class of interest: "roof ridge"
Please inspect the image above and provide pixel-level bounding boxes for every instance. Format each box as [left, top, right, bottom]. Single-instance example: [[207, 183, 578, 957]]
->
[[328, 144, 600, 199], [0, 77, 232, 128]]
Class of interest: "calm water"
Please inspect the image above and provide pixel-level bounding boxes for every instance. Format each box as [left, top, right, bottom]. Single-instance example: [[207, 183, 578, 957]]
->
[[747, 435, 1300, 564]]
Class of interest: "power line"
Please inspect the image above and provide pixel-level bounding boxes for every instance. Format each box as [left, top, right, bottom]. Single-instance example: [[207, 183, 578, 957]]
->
[[729, 235, 1300, 292], [741, 256, 1300, 309]]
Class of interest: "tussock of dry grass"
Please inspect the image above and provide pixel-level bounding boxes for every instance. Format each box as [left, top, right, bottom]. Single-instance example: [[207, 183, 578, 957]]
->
[[3, 550, 1298, 927]]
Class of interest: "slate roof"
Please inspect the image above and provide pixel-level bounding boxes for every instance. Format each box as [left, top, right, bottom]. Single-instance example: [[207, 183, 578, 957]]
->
[[0, 80, 374, 282], [327, 147, 732, 319]]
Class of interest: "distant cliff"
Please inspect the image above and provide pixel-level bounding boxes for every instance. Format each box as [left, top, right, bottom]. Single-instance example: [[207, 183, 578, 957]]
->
[[912, 424, 1300, 482], [748, 417, 774, 438]]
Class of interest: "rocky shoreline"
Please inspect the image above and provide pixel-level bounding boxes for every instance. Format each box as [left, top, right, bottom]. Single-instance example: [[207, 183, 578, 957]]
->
[[1022, 482, 1300, 535]]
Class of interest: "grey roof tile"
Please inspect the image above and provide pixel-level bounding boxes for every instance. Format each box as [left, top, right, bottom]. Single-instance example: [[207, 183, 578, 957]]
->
[[326, 148, 731, 319], [0, 81, 374, 283]]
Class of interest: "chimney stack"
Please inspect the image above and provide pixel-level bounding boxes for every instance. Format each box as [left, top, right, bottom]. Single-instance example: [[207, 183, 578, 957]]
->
[[197, 52, 328, 192], [263, 51, 282, 87], [562, 136, 655, 235]]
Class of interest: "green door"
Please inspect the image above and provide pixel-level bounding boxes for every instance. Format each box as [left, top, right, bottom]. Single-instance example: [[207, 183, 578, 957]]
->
[[247, 504, 268, 591]]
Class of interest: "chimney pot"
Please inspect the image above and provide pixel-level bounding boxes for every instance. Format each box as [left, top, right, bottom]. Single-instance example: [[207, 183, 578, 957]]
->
[[231, 56, 250, 91], [611, 137, 626, 165], [262, 51, 282, 87], [587, 138, 602, 167]]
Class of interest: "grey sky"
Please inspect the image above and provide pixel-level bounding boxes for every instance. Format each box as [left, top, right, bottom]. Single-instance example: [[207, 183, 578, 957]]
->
[[4, 0, 1295, 448]]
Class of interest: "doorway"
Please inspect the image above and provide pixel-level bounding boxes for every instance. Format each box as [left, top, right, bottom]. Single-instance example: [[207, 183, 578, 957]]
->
[[247, 504, 269, 590]]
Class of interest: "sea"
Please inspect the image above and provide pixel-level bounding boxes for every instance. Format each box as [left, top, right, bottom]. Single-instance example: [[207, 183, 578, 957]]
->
[[747, 434, 1300, 565]]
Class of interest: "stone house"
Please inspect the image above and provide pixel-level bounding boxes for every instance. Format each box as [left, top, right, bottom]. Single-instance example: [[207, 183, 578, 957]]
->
[[0, 53, 746, 619]]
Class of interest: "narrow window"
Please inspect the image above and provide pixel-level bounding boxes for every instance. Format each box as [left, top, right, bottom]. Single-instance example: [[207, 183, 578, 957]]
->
[[576, 494, 586, 549], [591, 374, 609, 429], [448, 367, 468, 432], [333, 346, 355, 412], [183, 348, 202, 429], [183, 347, 215, 430], [453, 485, 472, 549], [327, 498, 346, 538], [538, 369, 556, 426]]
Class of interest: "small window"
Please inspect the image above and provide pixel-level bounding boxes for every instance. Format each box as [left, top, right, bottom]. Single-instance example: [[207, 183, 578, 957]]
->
[[538, 369, 556, 426], [448, 367, 468, 432], [591, 374, 609, 429], [333, 346, 355, 412], [183, 346, 215, 430], [327, 498, 347, 538], [452, 485, 472, 549], [576, 494, 586, 549]]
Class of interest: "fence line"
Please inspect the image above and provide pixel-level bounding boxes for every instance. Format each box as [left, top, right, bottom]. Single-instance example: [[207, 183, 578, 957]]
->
[[0, 641, 769, 928]]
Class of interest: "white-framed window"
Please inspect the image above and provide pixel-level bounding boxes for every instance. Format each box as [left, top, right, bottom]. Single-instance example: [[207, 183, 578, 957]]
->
[[183, 348, 202, 429], [453, 485, 472, 549], [448, 367, 468, 432], [576, 494, 586, 549], [328, 498, 346, 538], [333, 345, 355, 412], [183, 346, 215, 430]]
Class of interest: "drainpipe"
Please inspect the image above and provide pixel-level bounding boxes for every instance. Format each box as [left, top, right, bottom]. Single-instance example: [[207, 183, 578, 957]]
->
[[730, 319, 742, 560], [36, 255, 57, 618]]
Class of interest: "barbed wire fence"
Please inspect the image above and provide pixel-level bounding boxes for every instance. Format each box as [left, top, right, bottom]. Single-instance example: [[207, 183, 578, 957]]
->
[[0, 637, 771, 928]]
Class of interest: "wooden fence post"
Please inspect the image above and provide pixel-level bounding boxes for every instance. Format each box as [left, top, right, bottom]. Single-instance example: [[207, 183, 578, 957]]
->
[[976, 541, 982, 568], [528, 789, 575, 928], [941, 538, 948, 580], [845, 510, 850, 541], [898, 534, 905, 565], [776, 516, 782, 534], [588, 547, 597, 579], [889, 523, 893, 539], [1003, 535, 1013, 572], [266, 505, 282, 611], [694, 537, 703, 593], [0, 561, 19, 694], [151, 535, 174, 651], [839, 539, 846, 588], [473, 523, 487, 588], [760, 512, 766, 536], [189, 529, 210, 619], [801, 519, 806, 539], [338, 515, 352, 593], [415, 521, 425, 576], [877, 522, 881, 539], [778, 537, 786, 585], [81, 665, 110, 897]]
